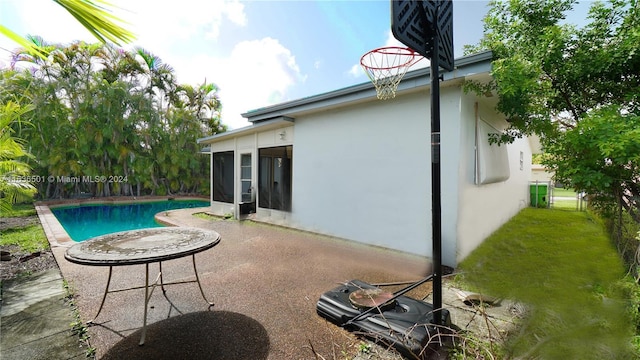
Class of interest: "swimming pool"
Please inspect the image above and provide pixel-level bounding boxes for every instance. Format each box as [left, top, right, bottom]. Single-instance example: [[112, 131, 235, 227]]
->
[[51, 200, 210, 242]]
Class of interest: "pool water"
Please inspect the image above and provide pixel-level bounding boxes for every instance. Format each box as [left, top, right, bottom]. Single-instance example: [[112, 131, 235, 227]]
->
[[51, 200, 210, 242]]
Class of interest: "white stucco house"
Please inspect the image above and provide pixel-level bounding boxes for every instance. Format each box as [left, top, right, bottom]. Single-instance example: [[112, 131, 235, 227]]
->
[[197, 50, 534, 266]]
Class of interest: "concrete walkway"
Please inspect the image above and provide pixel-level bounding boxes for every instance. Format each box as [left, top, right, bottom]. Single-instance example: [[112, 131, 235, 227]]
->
[[0, 269, 88, 359], [2, 204, 522, 359]]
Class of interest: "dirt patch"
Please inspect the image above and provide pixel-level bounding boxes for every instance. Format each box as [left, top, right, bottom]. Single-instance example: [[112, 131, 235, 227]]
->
[[0, 245, 59, 281], [0, 215, 39, 232], [0, 216, 59, 282]]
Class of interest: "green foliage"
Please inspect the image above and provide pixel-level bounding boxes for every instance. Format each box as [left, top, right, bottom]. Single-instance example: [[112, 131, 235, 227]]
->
[[0, 41, 226, 199], [551, 187, 577, 198], [0, 102, 36, 212], [467, 0, 640, 141], [357, 341, 371, 354], [53, 0, 135, 45], [63, 279, 96, 359], [448, 331, 507, 360], [0, 202, 37, 217], [0, 224, 48, 253], [544, 106, 640, 219], [615, 275, 640, 335], [467, 0, 640, 274], [531, 153, 544, 164], [458, 208, 638, 359], [603, 210, 640, 279], [1, 0, 134, 60]]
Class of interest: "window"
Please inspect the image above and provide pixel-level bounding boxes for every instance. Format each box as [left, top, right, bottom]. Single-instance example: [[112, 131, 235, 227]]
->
[[476, 118, 510, 185], [213, 151, 234, 203], [240, 154, 252, 202], [259, 146, 292, 211]]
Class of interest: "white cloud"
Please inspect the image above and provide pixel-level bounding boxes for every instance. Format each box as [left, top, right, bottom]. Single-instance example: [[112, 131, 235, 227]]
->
[[116, 1, 281, 130], [384, 30, 430, 69], [121, 0, 247, 52], [223, 0, 248, 27], [177, 37, 304, 130], [384, 30, 406, 48], [348, 63, 363, 78]]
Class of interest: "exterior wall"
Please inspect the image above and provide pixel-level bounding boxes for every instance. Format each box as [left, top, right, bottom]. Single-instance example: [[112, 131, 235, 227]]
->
[[438, 85, 465, 266], [455, 91, 531, 262], [289, 90, 434, 258], [202, 69, 533, 266], [287, 84, 514, 266]]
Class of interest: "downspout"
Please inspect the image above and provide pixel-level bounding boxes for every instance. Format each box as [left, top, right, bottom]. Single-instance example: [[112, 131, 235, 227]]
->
[[474, 101, 479, 185]]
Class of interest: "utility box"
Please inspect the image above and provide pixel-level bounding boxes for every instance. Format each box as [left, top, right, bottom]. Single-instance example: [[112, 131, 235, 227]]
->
[[530, 183, 548, 207]]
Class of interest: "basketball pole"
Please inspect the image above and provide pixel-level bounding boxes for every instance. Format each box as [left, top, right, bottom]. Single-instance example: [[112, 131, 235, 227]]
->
[[429, 4, 443, 327]]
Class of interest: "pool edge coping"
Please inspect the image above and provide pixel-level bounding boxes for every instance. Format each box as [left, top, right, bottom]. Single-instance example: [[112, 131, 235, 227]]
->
[[36, 196, 211, 248]]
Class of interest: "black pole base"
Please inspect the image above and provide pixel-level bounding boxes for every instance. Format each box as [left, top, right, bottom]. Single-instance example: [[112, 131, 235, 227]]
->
[[317, 280, 452, 359]]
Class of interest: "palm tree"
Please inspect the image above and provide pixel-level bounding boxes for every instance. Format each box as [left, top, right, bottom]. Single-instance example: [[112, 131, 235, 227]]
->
[[0, 102, 36, 212], [175, 82, 225, 136], [1, 0, 134, 205], [1, 0, 134, 58], [2, 41, 221, 200]]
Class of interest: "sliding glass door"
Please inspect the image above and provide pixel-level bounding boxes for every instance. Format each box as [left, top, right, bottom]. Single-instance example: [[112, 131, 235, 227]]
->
[[258, 146, 292, 211]]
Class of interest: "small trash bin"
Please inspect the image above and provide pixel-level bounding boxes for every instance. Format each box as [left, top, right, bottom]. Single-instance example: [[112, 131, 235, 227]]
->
[[530, 183, 548, 207]]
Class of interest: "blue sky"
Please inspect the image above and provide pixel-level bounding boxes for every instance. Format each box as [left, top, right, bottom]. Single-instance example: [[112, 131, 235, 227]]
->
[[0, 0, 591, 129]]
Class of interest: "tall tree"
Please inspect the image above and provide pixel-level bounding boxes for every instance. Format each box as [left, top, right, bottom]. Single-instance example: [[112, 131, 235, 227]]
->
[[465, 0, 640, 210], [1, 0, 134, 207], [466, 0, 639, 140], [1, 41, 223, 198]]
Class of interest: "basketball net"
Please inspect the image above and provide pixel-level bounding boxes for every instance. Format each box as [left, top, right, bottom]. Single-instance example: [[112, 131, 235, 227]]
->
[[360, 47, 422, 100]]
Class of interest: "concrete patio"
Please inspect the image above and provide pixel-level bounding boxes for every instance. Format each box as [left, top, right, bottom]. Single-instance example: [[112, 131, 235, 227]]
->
[[27, 204, 521, 359]]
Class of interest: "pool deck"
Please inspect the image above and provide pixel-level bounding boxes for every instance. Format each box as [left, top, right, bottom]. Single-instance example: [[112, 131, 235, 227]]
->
[[5, 199, 521, 359]]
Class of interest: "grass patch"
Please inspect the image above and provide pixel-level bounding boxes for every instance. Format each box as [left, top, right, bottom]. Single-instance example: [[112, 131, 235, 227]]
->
[[63, 280, 96, 358], [456, 207, 638, 359], [1, 203, 37, 217], [193, 212, 235, 220], [1, 202, 46, 253], [193, 212, 216, 220], [0, 224, 48, 253], [551, 199, 579, 210], [551, 187, 577, 197]]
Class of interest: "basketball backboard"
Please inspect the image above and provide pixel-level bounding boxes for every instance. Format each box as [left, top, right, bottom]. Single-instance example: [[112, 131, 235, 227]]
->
[[391, 0, 454, 71]]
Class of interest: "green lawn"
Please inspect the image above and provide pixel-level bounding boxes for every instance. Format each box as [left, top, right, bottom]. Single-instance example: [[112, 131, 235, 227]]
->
[[456, 208, 638, 359], [0, 225, 48, 253], [0, 203, 47, 253], [550, 187, 578, 198], [1, 203, 37, 217], [550, 199, 580, 210]]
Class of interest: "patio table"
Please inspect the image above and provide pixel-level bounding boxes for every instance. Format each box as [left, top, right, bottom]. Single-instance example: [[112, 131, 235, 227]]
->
[[64, 227, 221, 345]]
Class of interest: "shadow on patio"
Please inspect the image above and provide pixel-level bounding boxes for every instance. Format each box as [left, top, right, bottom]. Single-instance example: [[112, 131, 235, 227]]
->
[[101, 311, 269, 360]]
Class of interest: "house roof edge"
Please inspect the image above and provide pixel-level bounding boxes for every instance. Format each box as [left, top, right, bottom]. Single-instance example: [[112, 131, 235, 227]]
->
[[242, 50, 493, 122]]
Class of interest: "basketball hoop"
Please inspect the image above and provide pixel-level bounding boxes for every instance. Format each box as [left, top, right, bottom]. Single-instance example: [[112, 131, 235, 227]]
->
[[360, 46, 422, 100]]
